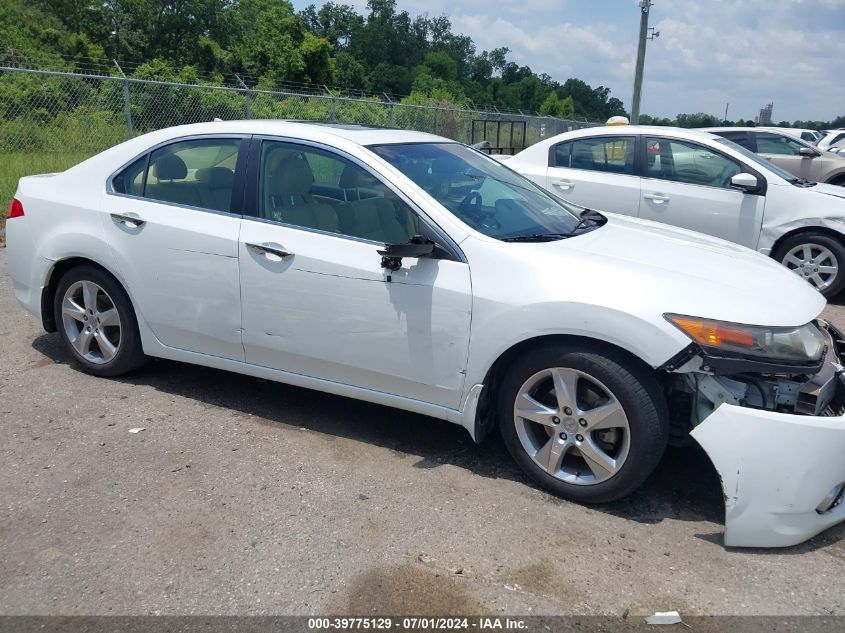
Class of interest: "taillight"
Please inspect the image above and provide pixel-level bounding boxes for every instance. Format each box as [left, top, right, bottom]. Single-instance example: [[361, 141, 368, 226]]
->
[[7, 198, 24, 219]]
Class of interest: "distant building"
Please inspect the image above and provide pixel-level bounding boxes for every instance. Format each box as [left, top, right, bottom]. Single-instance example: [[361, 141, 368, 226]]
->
[[755, 102, 774, 126]]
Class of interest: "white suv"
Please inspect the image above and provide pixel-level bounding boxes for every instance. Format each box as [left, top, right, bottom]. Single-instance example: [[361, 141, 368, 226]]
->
[[506, 126, 845, 296]]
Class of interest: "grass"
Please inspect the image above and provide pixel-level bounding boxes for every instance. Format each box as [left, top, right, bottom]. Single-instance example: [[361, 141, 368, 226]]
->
[[1, 151, 93, 223]]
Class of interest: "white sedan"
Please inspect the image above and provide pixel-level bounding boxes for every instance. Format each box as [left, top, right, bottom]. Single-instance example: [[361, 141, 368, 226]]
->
[[6, 120, 845, 547], [505, 125, 845, 297]]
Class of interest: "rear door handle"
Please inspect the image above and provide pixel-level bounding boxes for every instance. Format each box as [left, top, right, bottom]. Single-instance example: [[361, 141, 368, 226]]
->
[[246, 242, 293, 259], [552, 179, 575, 191], [110, 212, 146, 228], [644, 193, 670, 203]]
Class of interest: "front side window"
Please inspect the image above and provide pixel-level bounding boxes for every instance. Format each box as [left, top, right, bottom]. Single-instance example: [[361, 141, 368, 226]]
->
[[258, 141, 419, 244], [569, 136, 636, 175], [714, 131, 750, 149], [369, 142, 582, 240], [142, 138, 241, 211], [755, 133, 804, 155], [645, 138, 741, 188]]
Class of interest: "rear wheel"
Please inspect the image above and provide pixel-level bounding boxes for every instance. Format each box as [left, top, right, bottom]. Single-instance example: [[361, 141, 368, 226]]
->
[[53, 265, 146, 376], [498, 343, 669, 503], [773, 232, 845, 298]]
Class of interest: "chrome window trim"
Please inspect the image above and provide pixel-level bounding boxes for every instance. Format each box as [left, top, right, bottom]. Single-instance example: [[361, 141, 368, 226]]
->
[[105, 191, 244, 219], [250, 135, 467, 264], [105, 133, 249, 213]]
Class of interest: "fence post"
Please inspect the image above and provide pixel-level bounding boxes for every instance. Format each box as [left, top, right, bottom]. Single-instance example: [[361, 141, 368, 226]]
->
[[236, 74, 252, 119], [433, 109, 439, 135], [113, 60, 133, 139]]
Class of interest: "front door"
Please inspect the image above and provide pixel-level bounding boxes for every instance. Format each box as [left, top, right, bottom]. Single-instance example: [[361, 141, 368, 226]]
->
[[754, 132, 824, 181], [639, 136, 765, 248], [238, 139, 472, 409], [102, 136, 246, 360]]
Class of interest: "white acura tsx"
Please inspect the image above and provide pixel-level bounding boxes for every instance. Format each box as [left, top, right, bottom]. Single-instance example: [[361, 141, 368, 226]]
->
[[6, 120, 845, 548]]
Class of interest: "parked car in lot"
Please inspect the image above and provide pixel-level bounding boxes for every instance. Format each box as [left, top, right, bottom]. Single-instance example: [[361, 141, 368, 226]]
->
[[818, 129, 845, 151], [6, 120, 845, 547], [506, 125, 845, 296], [759, 126, 823, 144], [705, 127, 845, 186]]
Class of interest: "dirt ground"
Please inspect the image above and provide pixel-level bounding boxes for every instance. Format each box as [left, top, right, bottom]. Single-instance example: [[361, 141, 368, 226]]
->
[[1, 249, 843, 617]]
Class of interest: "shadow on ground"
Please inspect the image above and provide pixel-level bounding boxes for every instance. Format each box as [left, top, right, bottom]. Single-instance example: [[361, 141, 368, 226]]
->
[[31, 332, 845, 552]]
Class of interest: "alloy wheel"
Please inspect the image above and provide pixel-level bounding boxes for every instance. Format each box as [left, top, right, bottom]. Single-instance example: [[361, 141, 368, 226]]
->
[[61, 280, 122, 364], [513, 367, 631, 485], [782, 243, 839, 291]]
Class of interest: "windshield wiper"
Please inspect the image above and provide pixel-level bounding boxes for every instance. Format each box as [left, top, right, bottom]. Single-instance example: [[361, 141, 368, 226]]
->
[[567, 208, 607, 235], [792, 177, 817, 187], [500, 233, 569, 242]]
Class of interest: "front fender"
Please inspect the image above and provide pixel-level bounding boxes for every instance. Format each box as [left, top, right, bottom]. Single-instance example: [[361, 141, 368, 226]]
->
[[463, 301, 690, 390]]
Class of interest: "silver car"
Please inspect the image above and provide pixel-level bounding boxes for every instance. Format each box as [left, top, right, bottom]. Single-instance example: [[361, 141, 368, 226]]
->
[[706, 127, 845, 187]]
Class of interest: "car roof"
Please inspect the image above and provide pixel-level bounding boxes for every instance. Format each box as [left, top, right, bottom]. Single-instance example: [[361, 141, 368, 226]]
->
[[135, 119, 450, 147], [548, 125, 722, 141]]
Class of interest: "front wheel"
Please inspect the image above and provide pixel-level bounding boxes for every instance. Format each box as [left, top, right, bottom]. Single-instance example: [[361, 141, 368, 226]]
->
[[773, 232, 845, 298], [498, 343, 669, 503]]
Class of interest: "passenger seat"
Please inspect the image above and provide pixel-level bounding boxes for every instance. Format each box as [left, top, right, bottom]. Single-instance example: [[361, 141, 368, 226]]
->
[[265, 156, 339, 233]]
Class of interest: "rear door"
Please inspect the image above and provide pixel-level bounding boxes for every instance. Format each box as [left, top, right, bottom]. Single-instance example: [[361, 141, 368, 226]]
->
[[102, 135, 247, 361], [638, 136, 765, 248], [545, 135, 641, 216]]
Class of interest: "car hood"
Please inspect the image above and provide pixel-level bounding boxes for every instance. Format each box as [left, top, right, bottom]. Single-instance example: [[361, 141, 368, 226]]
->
[[535, 213, 825, 328], [810, 182, 845, 200]]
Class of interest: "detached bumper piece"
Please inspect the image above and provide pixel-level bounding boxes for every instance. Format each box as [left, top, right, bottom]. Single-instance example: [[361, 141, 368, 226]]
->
[[692, 400, 845, 547]]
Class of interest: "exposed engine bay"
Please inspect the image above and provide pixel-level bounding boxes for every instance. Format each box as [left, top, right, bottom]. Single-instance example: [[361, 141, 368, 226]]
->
[[662, 319, 845, 445]]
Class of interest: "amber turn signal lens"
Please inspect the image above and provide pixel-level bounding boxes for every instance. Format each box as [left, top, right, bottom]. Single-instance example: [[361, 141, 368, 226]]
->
[[667, 316, 755, 348]]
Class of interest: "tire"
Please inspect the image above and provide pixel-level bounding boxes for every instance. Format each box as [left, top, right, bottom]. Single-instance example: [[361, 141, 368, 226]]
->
[[53, 265, 147, 377], [772, 232, 845, 298], [498, 343, 669, 503]]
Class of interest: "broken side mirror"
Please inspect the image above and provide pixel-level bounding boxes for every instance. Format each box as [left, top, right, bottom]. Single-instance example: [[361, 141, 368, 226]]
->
[[378, 235, 436, 271]]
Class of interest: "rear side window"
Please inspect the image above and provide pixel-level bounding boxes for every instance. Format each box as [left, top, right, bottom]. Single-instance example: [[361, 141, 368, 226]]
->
[[552, 141, 571, 167], [112, 156, 147, 195], [714, 131, 750, 149], [569, 136, 636, 175], [754, 133, 803, 155], [145, 139, 241, 211], [111, 138, 242, 212]]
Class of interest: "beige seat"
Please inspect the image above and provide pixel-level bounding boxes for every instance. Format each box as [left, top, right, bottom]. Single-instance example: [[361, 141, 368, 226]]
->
[[264, 155, 339, 233], [146, 154, 204, 207], [194, 167, 235, 211]]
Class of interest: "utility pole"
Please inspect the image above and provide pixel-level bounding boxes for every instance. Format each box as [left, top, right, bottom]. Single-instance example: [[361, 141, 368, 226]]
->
[[724, 102, 729, 124], [630, 1, 657, 124]]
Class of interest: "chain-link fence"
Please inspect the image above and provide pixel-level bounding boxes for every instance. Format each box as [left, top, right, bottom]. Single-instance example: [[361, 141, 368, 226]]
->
[[0, 65, 598, 210]]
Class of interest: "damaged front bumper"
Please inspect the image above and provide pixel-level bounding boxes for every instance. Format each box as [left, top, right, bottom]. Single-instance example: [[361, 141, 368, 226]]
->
[[691, 402, 845, 547], [683, 321, 845, 547]]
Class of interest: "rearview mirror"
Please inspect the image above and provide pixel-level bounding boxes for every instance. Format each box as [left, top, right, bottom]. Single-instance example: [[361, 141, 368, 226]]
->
[[799, 146, 818, 157], [378, 235, 436, 271], [730, 173, 760, 193]]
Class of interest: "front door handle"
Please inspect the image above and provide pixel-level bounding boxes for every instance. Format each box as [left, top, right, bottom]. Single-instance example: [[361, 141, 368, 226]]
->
[[246, 242, 293, 259], [552, 179, 575, 191], [644, 193, 670, 204], [110, 212, 146, 228]]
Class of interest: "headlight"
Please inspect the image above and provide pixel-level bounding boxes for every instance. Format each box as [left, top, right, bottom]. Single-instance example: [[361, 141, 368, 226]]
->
[[665, 314, 826, 363]]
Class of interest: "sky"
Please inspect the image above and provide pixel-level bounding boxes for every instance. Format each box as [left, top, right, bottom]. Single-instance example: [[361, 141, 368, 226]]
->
[[290, 0, 845, 123]]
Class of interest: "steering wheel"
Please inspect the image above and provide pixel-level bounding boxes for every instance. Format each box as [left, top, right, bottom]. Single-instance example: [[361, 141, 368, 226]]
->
[[458, 191, 500, 229]]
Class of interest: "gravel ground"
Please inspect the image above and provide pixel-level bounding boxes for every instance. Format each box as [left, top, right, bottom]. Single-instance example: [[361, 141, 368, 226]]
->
[[0, 248, 843, 617]]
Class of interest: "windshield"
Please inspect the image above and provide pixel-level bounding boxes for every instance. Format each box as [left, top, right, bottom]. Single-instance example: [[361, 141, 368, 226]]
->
[[713, 137, 800, 182], [369, 142, 582, 240]]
